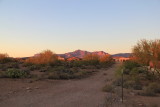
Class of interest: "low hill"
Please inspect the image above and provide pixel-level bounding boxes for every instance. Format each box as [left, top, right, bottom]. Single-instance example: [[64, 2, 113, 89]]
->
[[112, 53, 131, 58]]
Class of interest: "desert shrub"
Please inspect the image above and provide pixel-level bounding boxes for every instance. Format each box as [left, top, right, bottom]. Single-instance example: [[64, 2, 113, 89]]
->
[[73, 70, 89, 79], [123, 60, 140, 70], [99, 55, 115, 68], [123, 69, 130, 74], [0, 57, 13, 63], [39, 66, 52, 72], [141, 87, 156, 96], [69, 61, 83, 67], [100, 61, 115, 68], [130, 67, 147, 75], [0, 71, 6, 78], [144, 72, 157, 81], [0, 64, 3, 69], [49, 60, 64, 66], [113, 77, 122, 86], [83, 53, 100, 65], [0, 53, 13, 64], [49, 66, 66, 72], [141, 82, 160, 96], [124, 80, 142, 90], [0, 65, 8, 71], [25, 50, 58, 65], [48, 71, 71, 79], [5, 68, 29, 78], [0, 62, 19, 71], [7, 62, 19, 69], [0, 53, 8, 59], [132, 39, 160, 67], [27, 65, 41, 71], [103, 84, 114, 92], [124, 80, 135, 89], [148, 83, 160, 93], [47, 72, 60, 79], [23, 62, 34, 67], [47, 67, 94, 80], [99, 54, 113, 63], [59, 73, 71, 79]]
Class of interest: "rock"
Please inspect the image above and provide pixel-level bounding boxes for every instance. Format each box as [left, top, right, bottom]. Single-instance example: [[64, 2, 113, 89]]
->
[[26, 87, 31, 90], [35, 87, 39, 89], [27, 90, 31, 92]]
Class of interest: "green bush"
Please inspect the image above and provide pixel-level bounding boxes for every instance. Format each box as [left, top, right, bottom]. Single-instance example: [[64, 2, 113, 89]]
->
[[6, 68, 29, 78], [130, 67, 147, 75], [27, 65, 41, 71], [123, 60, 140, 70]]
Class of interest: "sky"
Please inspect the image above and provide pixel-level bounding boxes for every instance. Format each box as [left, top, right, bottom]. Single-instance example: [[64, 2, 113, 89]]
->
[[0, 0, 160, 57]]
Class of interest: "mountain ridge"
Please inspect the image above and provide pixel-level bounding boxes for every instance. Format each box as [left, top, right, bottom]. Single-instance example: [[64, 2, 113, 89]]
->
[[58, 50, 109, 58], [111, 53, 131, 58], [58, 50, 131, 58]]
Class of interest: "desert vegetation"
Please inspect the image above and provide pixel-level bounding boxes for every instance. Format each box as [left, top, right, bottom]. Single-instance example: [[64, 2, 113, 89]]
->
[[102, 39, 160, 107], [132, 39, 160, 71], [0, 50, 114, 80], [107, 39, 160, 97], [114, 60, 160, 96], [25, 50, 58, 65]]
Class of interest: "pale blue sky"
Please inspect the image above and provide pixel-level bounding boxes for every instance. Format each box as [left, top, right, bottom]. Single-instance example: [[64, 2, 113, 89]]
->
[[0, 0, 160, 57]]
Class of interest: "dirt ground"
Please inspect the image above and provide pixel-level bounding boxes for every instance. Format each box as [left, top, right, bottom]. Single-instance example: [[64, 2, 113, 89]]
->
[[0, 63, 160, 107]]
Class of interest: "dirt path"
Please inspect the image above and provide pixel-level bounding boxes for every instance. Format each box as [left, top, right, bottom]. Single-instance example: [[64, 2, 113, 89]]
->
[[0, 64, 119, 107]]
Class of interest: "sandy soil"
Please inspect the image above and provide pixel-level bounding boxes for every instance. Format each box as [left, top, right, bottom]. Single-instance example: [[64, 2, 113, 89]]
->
[[0, 64, 117, 107]]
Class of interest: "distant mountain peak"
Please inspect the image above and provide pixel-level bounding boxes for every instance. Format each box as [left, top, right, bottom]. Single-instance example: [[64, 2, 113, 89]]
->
[[58, 50, 109, 58]]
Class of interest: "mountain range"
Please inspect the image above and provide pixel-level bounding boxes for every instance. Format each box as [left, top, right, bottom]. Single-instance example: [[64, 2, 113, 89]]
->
[[111, 53, 131, 58], [58, 50, 131, 58]]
